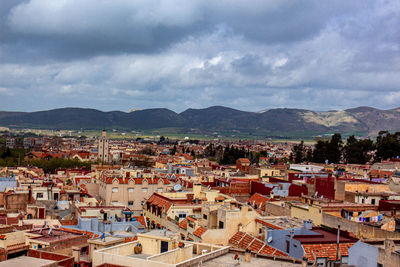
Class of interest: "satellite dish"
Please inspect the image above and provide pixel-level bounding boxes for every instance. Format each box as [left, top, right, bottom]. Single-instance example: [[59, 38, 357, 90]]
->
[[174, 184, 182, 191], [267, 236, 273, 243]]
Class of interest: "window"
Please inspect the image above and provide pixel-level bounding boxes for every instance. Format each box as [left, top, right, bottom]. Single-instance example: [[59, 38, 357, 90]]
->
[[157, 188, 163, 193], [178, 213, 187, 219], [112, 187, 118, 193], [142, 188, 148, 192], [219, 221, 224, 229], [128, 201, 134, 206], [286, 240, 290, 253], [203, 214, 207, 220], [36, 193, 44, 199], [128, 188, 134, 193], [316, 258, 327, 266], [341, 256, 348, 264], [371, 199, 376, 205]]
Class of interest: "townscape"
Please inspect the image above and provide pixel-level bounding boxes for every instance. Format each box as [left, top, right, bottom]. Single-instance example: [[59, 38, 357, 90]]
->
[[0, 130, 399, 266], [1, 1, 400, 266]]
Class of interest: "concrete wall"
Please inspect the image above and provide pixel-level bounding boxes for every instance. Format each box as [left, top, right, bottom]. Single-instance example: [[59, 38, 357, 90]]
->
[[264, 202, 290, 216], [322, 213, 400, 239], [0, 231, 25, 248], [147, 245, 193, 264], [348, 241, 378, 267], [201, 228, 228, 245], [290, 205, 323, 225]]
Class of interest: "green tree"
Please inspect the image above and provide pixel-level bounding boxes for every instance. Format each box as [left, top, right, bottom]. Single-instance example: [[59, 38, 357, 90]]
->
[[343, 135, 374, 164], [375, 131, 400, 161], [312, 133, 342, 164], [171, 145, 177, 155], [292, 141, 305, 163]]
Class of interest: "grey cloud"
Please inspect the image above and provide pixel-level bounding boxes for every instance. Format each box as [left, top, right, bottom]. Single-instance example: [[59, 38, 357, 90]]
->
[[0, 0, 399, 113]]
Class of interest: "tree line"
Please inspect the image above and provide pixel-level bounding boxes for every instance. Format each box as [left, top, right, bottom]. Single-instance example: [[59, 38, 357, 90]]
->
[[291, 131, 400, 164]]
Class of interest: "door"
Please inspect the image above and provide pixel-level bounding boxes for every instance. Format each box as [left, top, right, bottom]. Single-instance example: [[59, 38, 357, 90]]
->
[[38, 208, 45, 219], [161, 241, 168, 253]]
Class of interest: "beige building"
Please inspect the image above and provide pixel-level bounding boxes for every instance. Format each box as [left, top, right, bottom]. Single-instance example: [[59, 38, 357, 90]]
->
[[92, 230, 229, 267], [99, 174, 171, 216], [197, 202, 259, 245]]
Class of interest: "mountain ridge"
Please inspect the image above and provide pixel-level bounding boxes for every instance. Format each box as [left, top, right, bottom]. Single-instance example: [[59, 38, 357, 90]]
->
[[0, 106, 399, 137]]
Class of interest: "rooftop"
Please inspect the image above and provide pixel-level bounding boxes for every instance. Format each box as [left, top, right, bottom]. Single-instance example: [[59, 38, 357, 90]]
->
[[202, 252, 301, 267], [0, 256, 56, 267]]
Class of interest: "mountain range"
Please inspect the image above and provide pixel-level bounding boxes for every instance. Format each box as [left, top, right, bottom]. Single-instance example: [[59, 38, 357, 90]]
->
[[0, 106, 399, 138]]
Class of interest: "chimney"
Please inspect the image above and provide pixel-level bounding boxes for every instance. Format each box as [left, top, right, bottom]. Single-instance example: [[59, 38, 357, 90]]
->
[[303, 220, 313, 230]]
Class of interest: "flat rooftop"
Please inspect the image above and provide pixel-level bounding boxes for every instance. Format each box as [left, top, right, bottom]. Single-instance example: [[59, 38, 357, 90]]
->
[[88, 236, 124, 245], [202, 253, 301, 267], [0, 256, 56, 267], [28, 228, 83, 243]]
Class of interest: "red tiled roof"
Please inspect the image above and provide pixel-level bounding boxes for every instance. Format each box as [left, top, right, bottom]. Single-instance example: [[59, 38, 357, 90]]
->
[[132, 216, 146, 228], [229, 231, 288, 257], [193, 226, 207, 238], [6, 243, 29, 252], [303, 243, 354, 261], [147, 194, 173, 212], [124, 236, 138, 243], [179, 219, 188, 230], [237, 158, 250, 163], [248, 193, 270, 209]]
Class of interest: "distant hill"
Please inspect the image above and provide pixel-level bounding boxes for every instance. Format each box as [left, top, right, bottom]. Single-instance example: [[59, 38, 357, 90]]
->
[[0, 106, 399, 137]]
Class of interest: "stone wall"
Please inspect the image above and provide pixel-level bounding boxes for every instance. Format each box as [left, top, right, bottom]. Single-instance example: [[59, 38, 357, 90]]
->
[[322, 213, 400, 239]]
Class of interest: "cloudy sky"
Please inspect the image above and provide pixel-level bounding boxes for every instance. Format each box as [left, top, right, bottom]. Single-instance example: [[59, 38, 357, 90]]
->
[[0, 0, 399, 113]]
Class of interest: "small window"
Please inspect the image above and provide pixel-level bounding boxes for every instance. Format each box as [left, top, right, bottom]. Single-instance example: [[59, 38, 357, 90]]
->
[[128, 201, 134, 206], [112, 187, 118, 193], [36, 193, 44, 199], [157, 188, 163, 193], [203, 214, 207, 220], [178, 213, 187, 218], [219, 221, 224, 229], [142, 188, 148, 192], [128, 188, 134, 193], [371, 199, 376, 205]]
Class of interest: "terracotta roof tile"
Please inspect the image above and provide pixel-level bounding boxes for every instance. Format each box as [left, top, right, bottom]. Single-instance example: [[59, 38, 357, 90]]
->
[[249, 193, 270, 209], [179, 219, 188, 230], [229, 231, 245, 246], [302, 243, 354, 261], [229, 231, 289, 257], [193, 226, 207, 238], [132, 216, 146, 228]]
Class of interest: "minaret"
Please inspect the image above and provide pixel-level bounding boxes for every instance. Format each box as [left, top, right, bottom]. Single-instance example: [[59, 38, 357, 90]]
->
[[98, 130, 110, 163]]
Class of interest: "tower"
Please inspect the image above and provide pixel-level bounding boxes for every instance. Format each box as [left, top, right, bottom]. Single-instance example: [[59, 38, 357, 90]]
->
[[98, 130, 110, 163]]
